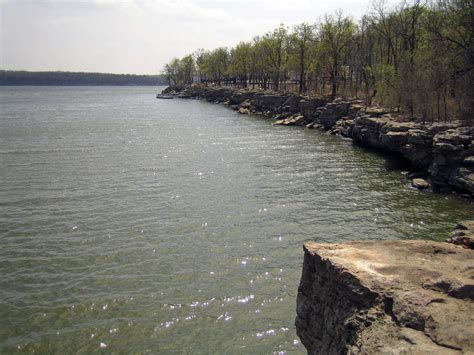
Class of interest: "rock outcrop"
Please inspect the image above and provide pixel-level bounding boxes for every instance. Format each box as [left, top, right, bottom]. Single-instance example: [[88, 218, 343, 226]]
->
[[161, 85, 474, 196], [351, 118, 473, 194], [295, 239, 474, 354], [446, 220, 474, 249]]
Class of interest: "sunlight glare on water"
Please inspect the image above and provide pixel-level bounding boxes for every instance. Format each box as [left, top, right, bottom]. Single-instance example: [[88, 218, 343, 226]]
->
[[0, 86, 472, 353]]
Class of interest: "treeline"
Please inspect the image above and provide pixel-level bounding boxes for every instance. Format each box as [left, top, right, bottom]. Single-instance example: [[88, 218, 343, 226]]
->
[[0, 71, 167, 86], [163, 0, 473, 122]]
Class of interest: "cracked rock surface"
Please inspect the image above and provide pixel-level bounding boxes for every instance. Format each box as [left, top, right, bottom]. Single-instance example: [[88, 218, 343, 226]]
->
[[296, 240, 474, 354]]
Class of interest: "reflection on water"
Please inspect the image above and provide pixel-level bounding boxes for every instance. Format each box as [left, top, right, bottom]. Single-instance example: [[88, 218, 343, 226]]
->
[[0, 86, 472, 353]]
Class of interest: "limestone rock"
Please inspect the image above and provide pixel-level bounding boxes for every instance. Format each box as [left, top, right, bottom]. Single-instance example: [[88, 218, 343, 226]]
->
[[251, 94, 288, 112], [329, 118, 355, 137], [161, 84, 185, 94], [456, 220, 474, 230], [299, 98, 328, 120], [411, 178, 430, 189], [281, 95, 304, 114], [296, 240, 474, 354], [239, 100, 252, 109], [318, 101, 350, 130], [463, 156, 474, 167], [447, 221, 474, 249], [272, 115, 305, 126]]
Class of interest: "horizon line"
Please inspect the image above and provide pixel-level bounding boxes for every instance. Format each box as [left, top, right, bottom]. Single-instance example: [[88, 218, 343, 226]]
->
[[0, 69, 163, 76]]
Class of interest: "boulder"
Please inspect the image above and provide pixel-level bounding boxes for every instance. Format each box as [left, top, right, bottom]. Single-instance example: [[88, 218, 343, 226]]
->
[[251, 94, 288, 112], [228, 91, 258, 105], [411, 178, 430, 189], [281, 95, 304, 114], [299, 98, 328, 120], [329, 118, 355, 137], [318, 101, 350, 130], [239, 100, 252, 109], [352, 116, 391, 148], [380, 130, 410, 148], [449, 166, 474, 195]]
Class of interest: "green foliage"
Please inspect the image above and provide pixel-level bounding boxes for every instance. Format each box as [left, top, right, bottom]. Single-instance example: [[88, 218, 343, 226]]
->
[[259, 24, 289, 90], [374, 63, 396, 105], [319, 12, 356, 98], [162, 0, 473, 121], [288, 23, 317, 92], [229, 42, 253, 86], [162, 56, 194, 85]]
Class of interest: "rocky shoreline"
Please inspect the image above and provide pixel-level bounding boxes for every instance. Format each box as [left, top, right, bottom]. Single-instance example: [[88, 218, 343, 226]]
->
[[296, 221, 474, 354], [162, 85, 473, 196]]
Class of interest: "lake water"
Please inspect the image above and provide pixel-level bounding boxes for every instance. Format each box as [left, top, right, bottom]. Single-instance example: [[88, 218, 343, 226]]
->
[[0, 86, 472, 353]]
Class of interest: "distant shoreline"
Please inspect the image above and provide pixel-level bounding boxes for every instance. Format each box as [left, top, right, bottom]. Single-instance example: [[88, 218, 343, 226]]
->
[[0, 70, 167, 86], [0, 84, 164, 86]]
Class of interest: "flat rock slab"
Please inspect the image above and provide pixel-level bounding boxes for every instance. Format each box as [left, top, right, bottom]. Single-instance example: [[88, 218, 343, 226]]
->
[[296, 240, 474, 354]]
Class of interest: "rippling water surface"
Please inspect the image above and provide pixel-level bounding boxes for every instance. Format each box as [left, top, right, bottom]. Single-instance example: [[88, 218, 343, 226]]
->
[[0, 86, 472, 353]]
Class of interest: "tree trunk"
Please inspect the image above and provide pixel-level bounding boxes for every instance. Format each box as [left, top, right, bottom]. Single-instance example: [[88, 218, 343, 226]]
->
[[331, 68, 337, 100], [299, 46, 306, 93]]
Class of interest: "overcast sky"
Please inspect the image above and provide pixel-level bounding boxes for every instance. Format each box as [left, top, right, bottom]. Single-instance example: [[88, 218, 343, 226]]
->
[[0, 0, 397, 75]]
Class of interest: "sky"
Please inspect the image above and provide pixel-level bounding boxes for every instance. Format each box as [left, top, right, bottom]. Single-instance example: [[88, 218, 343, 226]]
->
[[0, 0, 398, 75]]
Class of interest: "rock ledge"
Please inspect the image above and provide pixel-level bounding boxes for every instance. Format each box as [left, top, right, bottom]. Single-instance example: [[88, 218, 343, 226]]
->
[[296, 240, 474, 354]]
